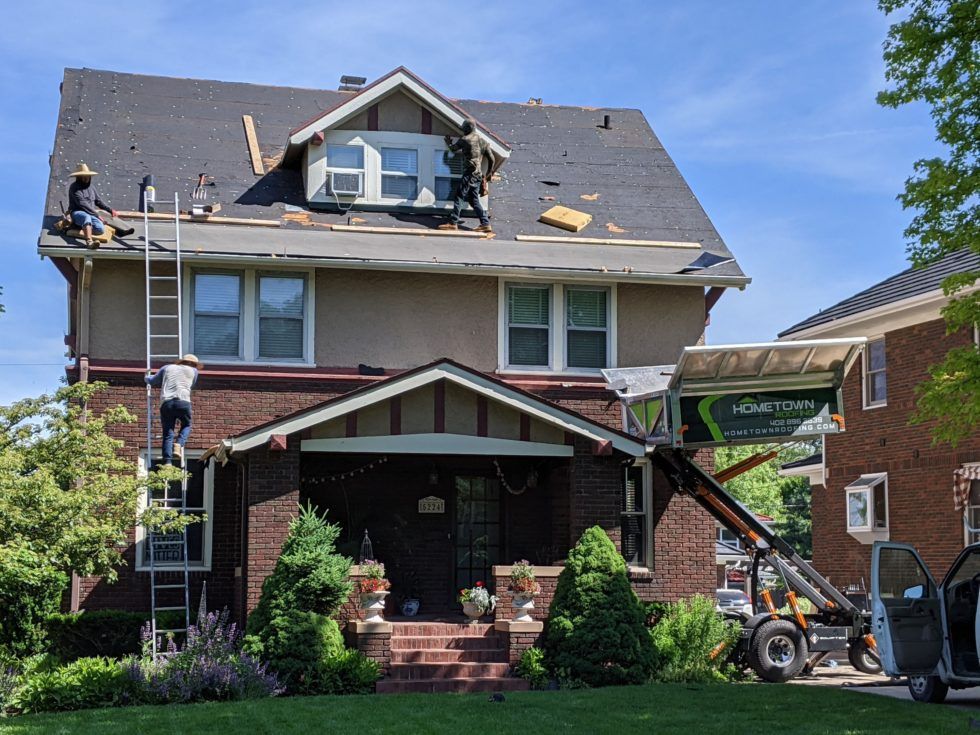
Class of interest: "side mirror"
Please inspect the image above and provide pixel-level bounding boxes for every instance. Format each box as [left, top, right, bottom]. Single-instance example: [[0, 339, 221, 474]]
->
[[903, 584, 925, 599]]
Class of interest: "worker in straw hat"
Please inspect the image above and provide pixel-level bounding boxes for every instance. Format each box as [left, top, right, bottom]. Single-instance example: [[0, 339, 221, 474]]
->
[[145, 354, 202, 465], [67, 163, 133, 247]]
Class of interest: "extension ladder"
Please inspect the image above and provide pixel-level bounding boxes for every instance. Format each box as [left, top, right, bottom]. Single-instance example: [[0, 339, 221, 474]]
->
[[142, 190, 191, 657]]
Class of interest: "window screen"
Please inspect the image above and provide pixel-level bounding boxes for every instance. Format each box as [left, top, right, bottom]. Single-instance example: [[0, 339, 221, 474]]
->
[[566, 288, 608, 369], [193, 273, 241, 357], [507, 286, 551, 367], [434, 150, 464, 200], [326, 144, 364, 169], [258, 275, 305, 360]]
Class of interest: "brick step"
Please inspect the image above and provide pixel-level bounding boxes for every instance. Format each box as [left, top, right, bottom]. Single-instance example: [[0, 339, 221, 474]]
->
[[390, 623, 495, 637], [390, 635, 505, 651], [391, 648, 508, 664], [389, 662, 512, 680], [376, 677, 530, 695]]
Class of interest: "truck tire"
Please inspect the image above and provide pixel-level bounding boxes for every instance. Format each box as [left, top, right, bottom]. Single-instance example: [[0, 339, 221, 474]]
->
[[847, 638, 882, 676], [908, 675, 948, 704], [748, 619, 809, 682]]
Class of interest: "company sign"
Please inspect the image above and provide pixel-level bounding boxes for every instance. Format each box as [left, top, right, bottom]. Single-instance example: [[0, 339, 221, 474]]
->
[[679, 388, 842, 444]]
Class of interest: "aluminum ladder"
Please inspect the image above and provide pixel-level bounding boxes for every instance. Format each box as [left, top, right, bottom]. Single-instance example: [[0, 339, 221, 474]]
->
[[142, 190, 192, 657]]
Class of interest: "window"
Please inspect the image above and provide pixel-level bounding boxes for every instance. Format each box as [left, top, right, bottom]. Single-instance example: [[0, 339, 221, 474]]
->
[[137, 457, 213, 570], [434, 149, 464, 201], [380, 147, 419, 200], [967, 479, 980, 544], [192, 273, 242, 358], [190, 269, 312, 364], [325, 144, 364, 196], [566, 288, 609, 369], [717, 526, 742, 549], [864, 338, 886, 407], [507, 285, 551, 368], [622, 463, 651, 566], [877, 546, 932, 600], [257, 274, 306, 360], [846, 473, 888, 532]]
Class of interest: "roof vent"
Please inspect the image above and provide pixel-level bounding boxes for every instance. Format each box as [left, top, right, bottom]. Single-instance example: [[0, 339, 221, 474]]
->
[[339, 75, 367, 92]]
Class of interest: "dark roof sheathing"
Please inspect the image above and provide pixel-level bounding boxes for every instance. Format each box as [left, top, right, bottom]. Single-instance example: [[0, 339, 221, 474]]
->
[[779, 249, 980, 337], [42, 68, 744, 280]]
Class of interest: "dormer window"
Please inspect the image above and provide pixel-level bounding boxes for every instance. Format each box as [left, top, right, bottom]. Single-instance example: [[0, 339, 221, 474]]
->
[[434, 149, 464, 201], [326, 144, 365, 197], [381, 147, 419, 200]]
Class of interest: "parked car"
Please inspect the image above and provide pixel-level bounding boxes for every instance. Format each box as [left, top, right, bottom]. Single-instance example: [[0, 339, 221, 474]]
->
[[871, 540, 980, 703], [716, 588, 753, 618]]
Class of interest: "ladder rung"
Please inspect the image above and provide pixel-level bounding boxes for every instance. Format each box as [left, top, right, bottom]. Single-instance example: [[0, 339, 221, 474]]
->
[[149, 315, 178, 319], [154, 584, 188, 589], [153, 606, 187, 612], [150, 295, 179, 299], [149, 277, 178, 281], [150, 334, 180, 339], [150, 354, 179, 358], [154, 628, 187, 634]]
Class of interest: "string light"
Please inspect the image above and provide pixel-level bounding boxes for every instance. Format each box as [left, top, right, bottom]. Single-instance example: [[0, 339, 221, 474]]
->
[[302, 456, 389, 486], [493, 458, 537, 496]]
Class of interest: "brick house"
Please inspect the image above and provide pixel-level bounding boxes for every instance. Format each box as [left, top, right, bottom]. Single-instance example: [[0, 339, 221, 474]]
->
[[779, 249, 980, 595], [37, 67, 748, 687]]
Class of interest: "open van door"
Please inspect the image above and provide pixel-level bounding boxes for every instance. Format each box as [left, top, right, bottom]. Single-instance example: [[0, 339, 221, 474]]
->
[[871, 541, 942, 677]]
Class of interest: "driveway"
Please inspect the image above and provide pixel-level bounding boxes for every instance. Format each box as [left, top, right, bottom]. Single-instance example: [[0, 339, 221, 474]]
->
[[790, 663, 980, 709]]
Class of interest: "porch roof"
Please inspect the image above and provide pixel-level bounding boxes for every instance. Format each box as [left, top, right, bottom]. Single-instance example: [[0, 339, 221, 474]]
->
[[218, 358, 645, 458]]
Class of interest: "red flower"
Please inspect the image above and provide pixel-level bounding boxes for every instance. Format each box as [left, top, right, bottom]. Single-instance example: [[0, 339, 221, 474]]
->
[[476, 581, 484, 587]]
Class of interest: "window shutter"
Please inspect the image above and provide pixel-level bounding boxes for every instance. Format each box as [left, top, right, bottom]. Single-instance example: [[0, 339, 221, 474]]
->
[[258, 276, 305, 359]]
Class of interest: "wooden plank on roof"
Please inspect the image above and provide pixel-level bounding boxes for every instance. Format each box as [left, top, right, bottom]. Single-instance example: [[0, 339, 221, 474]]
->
[[114, 210, 281, 228], [330, 224, 490, 238], [515, 234, 700, 249], [242, 115, 265, 176]]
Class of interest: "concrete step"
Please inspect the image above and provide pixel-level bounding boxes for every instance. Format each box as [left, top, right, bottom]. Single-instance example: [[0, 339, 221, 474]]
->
[[391, 648, 508, 664], [390, 622, 495, 637], [390, 635, 505, 651], [389, 662, 512, 680], [376, 677, 530, 695]]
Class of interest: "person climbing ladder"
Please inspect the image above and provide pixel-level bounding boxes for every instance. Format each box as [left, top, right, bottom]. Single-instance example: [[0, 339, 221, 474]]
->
[[145, 354, 201, 465]]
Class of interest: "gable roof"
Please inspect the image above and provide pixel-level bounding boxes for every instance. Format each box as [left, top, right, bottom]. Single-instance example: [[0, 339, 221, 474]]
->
[[285, 66, 511, 163], [38, 68, 747, 286], [221, 358, 645, 457], [780, 249, 979, 337]]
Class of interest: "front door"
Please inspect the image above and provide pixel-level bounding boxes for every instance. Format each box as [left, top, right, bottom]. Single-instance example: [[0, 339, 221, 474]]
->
[[872, 541, 942, 677], [453, 476, 501, 593]]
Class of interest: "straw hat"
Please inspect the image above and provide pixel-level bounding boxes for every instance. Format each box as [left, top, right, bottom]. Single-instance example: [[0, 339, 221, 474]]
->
[[69, 163, 99, 178], [178, 354, 201, 367]]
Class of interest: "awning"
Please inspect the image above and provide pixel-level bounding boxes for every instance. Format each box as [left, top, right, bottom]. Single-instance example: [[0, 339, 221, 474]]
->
[[954, 465, 980, 511]]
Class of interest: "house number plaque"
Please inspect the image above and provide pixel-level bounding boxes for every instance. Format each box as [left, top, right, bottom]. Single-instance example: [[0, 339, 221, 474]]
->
[[418, 496, 445, 514]]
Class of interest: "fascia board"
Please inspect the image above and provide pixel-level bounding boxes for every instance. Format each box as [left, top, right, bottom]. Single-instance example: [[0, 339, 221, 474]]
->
[[300, 433, 574, 457]]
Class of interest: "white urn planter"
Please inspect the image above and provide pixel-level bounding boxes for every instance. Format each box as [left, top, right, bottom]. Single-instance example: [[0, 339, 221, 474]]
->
[[462, 601, 484, 623], [360, 590, 390, 623], [512, 592, 535, 623]]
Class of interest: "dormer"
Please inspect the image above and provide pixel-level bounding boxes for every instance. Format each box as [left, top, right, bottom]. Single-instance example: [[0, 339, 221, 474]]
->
[[283, 67, 511, 211]]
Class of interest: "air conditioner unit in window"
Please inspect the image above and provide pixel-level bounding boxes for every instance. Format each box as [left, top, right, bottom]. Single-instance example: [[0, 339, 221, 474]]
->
[[329, 171, 362, 197]]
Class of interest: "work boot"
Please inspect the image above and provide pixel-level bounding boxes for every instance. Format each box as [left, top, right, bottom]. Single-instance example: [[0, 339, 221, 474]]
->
[[476, 224, 493, 233], [437, 223, 458, 231], [86, 237, 98, 249], [174, 444, 183, 462]]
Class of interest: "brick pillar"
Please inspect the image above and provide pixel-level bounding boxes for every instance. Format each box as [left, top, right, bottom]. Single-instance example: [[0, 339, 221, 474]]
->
[[348, 622, 392, 676], [245, 438, 301, 616], [568, 436, 623, 551], [495, 620, 544, 665]]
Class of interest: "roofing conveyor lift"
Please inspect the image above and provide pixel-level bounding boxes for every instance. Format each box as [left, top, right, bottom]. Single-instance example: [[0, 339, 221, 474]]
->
[[604, 338, 881, 682]]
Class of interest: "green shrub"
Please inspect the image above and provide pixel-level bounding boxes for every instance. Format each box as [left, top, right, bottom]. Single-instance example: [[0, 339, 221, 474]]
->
[[515, 647, 549, 690], [319, 649, 381, 695], [10, 657, 138, 713], [246, 611, 343, 694], [0, 547, 68, 658], [649, 595, 741, 683], [543, 526, 655, 687], [45, 610, 182, 661]]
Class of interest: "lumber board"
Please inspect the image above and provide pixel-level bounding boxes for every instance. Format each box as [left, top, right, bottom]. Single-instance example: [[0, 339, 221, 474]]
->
[[515, 234, 701, 249], [114, 210, 280, 228], [538, 205, 593, 232], [242, 115, 265, 176], [330, 224, 490, 238]]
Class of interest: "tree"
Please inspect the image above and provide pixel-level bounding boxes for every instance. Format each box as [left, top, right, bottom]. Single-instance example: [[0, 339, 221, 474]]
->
[[878, 0, 980, 445]]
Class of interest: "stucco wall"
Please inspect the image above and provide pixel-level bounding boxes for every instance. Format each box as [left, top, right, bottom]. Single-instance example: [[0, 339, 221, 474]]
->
[[89, 259, 146, 361], [617, 283, 704, 367]]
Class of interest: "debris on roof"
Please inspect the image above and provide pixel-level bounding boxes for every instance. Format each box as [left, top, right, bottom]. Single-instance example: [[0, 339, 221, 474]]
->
[[539, 205, 592, 233]]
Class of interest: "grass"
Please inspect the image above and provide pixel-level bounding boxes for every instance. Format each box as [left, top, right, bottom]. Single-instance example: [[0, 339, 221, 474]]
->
[[0, 683, 971, 735]]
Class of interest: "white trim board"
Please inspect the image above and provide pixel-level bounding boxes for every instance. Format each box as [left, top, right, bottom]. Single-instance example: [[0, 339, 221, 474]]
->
[[301, 433, 574, 456]]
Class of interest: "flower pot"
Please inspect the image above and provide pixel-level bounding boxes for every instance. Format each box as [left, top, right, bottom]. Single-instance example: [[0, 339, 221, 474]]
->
[[462, 600, 485, 623], [360, 590, 390, 623], [400, 598, 420, 617], [512, 592, 535, 623]]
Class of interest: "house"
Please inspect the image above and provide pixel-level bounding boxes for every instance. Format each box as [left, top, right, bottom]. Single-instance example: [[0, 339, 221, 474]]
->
[[37, 66, 748, 687], [715, 514, 773, 590], [779, 249, 980, 594]]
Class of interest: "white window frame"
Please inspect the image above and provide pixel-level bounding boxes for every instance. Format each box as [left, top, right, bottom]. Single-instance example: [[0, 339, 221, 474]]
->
[[845, 472, 889, 544], [187, 267, 315, 366], [189, 270, 245, 360], [862, 336, 887, 409], [135, 451, 214, 572], [324, 143, 366, 196], [622, 459, 654, 570], [379, 146, 420, 202], [964, 463, 980, 546], [497, 280, 617, 376]]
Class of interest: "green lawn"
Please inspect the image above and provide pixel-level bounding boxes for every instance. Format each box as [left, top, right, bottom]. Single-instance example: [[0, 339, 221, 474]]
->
[[0, 683, 968, 735]]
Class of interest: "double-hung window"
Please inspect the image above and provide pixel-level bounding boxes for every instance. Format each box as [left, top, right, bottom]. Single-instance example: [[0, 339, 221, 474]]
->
[[845, 473, 888, 541], [434, 149, 464, 201], [622, 462, 651, 567], [192, 273, 242, 358], [566, 287, 609, 369], [506, 285, 552, 368], [138, 457, 213, 570], [325, 144, 365, 196], [257, 274, 306, 360], [864, 338, 886, 407], [380, 147, 419, 200]]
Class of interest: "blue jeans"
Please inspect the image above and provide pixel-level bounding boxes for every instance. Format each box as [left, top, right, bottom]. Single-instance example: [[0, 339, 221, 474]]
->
[[161, 399, 192, 464], [450, 173, 489, 226], [71, 211, 105, 234]]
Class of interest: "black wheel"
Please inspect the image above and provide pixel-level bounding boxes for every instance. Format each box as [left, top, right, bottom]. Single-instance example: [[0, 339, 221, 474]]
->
[[908, 675, 948, 704], [748, 619, 809, 683], [848, 639, 883, 676]]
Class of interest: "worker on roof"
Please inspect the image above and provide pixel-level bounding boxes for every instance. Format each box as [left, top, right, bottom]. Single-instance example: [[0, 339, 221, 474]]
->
[[145, 354, 201, 465], [438, 120, 496, 233], [66, 163, 133, 248]]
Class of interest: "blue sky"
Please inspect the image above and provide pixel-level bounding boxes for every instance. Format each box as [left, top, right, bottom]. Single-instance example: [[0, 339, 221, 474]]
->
[[0, 1, 933, 405]]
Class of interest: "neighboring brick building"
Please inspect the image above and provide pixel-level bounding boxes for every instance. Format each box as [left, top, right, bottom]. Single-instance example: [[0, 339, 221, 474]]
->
[[35, 67, 746, 685], [780, 249, 980, 592]]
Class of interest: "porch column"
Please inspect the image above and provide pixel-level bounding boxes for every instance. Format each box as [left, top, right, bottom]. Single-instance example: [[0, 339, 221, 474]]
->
[[244, 437, 301, 617], [568, 436, 623, 550]]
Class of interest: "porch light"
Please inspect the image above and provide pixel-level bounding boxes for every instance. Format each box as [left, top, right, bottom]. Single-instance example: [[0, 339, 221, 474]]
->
[[428, 468, 440, 486]]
